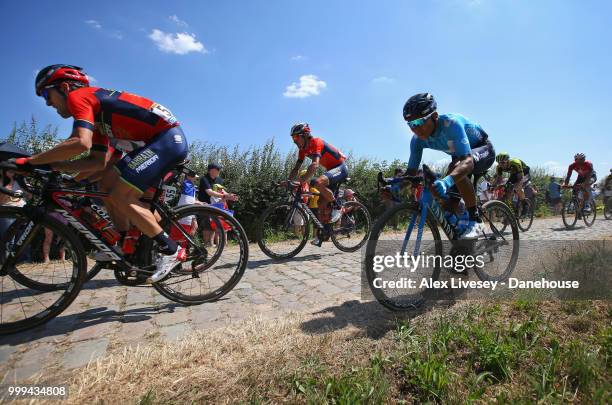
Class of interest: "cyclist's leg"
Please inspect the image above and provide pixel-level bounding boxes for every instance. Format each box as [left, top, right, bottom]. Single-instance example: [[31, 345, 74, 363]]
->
[[315, 163, 348, 224], [453, 141, 495, 216], [99, 167, 130, 232], [108, 127, 188, 261]]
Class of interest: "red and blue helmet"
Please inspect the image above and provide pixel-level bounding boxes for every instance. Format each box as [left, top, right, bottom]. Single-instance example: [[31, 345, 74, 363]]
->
[[35, 64, 89, 96]]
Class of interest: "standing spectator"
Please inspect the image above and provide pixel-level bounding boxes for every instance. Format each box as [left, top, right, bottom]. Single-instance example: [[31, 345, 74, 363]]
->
[[171, 170, 199, 246], [548, 177, 562, 215], [43, 212, 67, 263], [478, 175, 492, 203], [197, 163, 237, 245]]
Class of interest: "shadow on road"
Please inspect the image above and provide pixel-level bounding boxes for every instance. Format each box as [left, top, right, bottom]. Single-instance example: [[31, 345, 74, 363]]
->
[[248, 252, 343, 269], [300, 298, 455, 339], [0, 302, 184, 347], [550, 226, 584, 231]]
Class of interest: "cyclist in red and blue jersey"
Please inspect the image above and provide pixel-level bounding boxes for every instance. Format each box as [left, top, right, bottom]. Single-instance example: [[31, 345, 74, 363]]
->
[[288, 123, 348, 246], [564, 153, 597, 210], [12, 65, 188, 282], [403, 93, 496, 239]]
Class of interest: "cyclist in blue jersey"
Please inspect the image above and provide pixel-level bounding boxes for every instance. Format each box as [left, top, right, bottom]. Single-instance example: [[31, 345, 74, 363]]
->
[[403, 93, 496, 239]]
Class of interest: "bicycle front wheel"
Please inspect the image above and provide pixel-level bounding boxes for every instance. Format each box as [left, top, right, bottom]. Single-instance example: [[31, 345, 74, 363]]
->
[[517, 199, 534, 232], [364, 202, 442, 311], [0, 206, 87, 335], [256, 203, 310, 260], [476, 200, 520, 282], [152, 205, 249, 305], [331, 200, 371, 252], [562, 198, 578, 229]]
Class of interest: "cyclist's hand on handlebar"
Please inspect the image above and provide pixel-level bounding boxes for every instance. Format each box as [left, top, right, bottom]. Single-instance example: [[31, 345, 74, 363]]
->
[[4, 157, 33, 172]]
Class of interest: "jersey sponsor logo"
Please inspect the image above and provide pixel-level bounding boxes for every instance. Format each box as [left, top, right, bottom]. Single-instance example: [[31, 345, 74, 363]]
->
[[97, 122, 116, 138], [446, 140, 455, 153], [127, 149, 158, 171], [135, 154, 159, 173], [173, 134, 183, 144]]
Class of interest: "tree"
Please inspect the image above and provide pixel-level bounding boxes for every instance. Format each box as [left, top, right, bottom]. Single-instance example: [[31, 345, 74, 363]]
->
[[2, 116, 60, 154]]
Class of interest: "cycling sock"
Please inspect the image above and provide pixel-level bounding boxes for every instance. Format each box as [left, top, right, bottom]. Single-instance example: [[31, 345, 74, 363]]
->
[[153, 231, 178, 255]]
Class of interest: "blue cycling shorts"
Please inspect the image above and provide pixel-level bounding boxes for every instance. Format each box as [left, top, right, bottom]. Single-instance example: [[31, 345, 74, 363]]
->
[[115, 126, 188, 193], [324, 162, 349, 189]]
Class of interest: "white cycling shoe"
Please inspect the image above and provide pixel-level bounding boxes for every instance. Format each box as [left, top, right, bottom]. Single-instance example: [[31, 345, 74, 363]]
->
[[148, 250, 180, 283], [460, 221, 484, 240]]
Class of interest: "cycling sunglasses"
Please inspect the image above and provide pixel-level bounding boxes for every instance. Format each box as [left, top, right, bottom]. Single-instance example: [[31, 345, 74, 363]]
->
[[406, 112, 435, 129], [41, 85, 56, 101]]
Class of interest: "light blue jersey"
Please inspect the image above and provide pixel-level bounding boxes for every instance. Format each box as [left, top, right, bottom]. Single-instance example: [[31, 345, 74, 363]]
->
[[407, 113, 488, 170]]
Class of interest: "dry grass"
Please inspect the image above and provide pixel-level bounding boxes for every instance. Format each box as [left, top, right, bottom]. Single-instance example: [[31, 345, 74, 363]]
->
[[23, 298, 610, 404], [39, 314, 390, 404]]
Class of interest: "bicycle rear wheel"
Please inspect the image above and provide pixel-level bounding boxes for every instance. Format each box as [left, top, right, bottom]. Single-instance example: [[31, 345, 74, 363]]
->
[[364, 202, 442, 311], [0, 206, 87, 335], [152, 205, 249, 305], [331, 200, 371, 252], [562, 198, 578, 229], [256, 203, 309, 259]]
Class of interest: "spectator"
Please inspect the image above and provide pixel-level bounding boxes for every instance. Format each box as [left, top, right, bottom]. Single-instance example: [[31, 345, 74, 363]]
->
[[548, 177, 562, 215], [478, 175, 491, 203], [43, 212, 67, 263], [171, 170, 199, 246], [197, 163, 237, 246]]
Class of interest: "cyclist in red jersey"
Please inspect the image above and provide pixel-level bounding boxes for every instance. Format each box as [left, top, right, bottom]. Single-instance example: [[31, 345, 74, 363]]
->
[[10, 65, 188, 282], [564, 153, 597, 212], [288, 123, 348, 246]]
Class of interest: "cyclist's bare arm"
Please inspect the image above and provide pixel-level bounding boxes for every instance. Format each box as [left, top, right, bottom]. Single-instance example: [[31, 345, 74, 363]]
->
[[288, 159, 303, 181], [54, 150, 107, 175], [29, 127, 94, 165], [305, 158, 319, 181]]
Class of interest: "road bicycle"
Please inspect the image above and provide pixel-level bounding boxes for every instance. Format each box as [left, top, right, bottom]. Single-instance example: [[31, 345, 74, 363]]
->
[[256, 179, 371, 259], [0, 161, 249, 335], [561, 184, 597, 228], [491, 182, 534, 232], [364, 165, 520, 311]]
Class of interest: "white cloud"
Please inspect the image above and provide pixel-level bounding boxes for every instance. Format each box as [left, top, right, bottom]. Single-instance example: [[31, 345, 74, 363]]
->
[[110, 31, 123, 40], [86, 75, 98, 84], [372, 76, 394, 84], [85, 20, 102, 29], [283, 74, 327, 98], [169, 15, 188, 27], [290, 55, 304, 61], [148, 29, 207, 55], [541, 161, 565, 176]]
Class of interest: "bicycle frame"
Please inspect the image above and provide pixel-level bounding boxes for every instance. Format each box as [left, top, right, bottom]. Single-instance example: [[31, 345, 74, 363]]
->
[[1, 170, 202, 276], [397, 184, 459, 257]]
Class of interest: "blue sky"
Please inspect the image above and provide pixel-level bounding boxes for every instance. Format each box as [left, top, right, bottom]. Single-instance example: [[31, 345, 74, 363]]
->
[[1, 0, 610, 177]]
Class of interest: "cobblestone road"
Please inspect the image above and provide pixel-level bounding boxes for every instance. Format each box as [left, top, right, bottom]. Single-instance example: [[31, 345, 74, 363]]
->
[[1, 216, 611, 382]]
